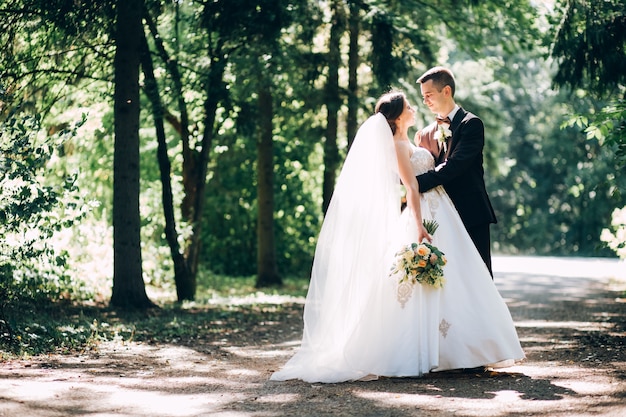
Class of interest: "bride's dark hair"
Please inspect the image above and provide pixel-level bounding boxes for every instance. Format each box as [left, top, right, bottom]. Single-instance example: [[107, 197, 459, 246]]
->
[[374, 90, 406, 134]]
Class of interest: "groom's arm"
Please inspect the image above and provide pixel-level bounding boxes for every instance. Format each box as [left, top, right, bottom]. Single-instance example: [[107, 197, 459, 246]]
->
[[416, 116, 485, 192]]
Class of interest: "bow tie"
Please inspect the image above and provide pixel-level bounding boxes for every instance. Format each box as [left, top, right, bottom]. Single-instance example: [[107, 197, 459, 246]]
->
[[436, 116, 451, 125]]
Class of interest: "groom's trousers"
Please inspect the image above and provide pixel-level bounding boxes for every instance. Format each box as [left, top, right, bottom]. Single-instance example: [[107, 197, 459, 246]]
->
[[466, 223, 493, 278]]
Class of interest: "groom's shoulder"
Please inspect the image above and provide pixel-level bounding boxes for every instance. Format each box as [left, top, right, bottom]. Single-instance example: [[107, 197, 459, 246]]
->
[[457, 107, 483, 126], [458, 107, 480, 121]]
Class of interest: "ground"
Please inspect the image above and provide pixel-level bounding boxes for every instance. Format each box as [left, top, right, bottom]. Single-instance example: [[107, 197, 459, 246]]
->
[[0, 256, 625, 417]]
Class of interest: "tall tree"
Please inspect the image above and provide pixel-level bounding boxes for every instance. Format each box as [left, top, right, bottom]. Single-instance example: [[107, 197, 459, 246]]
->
[[321, 0, 345, 214], [249, 1, 287, 287], [255, 72, 281, 287], [111, 0, 153, 308], [140, 1, 232, 299], [142, 7, 199, 300], [346, 0, 361, 149], [139, 24, 192, 301]]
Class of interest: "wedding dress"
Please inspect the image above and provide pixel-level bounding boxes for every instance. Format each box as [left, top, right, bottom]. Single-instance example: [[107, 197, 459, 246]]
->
[[270, 114, 524, 383]]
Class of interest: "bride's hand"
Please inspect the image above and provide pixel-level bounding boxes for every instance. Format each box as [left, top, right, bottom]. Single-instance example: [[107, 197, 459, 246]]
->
[[418, 224, 433, 243]]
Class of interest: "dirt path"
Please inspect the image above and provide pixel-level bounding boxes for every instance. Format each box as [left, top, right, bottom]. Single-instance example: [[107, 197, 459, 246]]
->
[[1, 256, 625, 417]]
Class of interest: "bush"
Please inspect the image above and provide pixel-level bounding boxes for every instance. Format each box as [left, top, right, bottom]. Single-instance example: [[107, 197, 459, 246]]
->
[[0, 111, 95, 355], [601, 206, 626, 260]]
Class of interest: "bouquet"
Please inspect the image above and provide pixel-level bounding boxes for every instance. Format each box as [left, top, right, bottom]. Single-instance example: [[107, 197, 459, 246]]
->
[[389, 220, 447, 307]]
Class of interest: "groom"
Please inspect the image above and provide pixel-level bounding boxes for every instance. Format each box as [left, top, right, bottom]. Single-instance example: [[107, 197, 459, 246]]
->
[[414, 66, 497, 276]]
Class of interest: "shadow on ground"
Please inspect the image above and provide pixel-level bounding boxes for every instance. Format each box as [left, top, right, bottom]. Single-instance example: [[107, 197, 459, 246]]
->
[[1, 256, 625, 416]]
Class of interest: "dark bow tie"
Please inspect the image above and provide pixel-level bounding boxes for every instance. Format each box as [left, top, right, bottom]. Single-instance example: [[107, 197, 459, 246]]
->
[[436, 116, 451, 125]]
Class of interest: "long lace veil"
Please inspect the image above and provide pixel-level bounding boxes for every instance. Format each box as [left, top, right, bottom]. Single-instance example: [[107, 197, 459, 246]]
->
[[271, 113, 401, 382]]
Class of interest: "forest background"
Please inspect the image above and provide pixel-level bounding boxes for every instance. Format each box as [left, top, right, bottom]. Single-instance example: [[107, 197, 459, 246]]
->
[[1, 0, 625, 355]]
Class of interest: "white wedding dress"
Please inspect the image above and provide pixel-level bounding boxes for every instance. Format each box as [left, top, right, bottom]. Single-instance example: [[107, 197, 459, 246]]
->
[[270, 114, 524, 383]]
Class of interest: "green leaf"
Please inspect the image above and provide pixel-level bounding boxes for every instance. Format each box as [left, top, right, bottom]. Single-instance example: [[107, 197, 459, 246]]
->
[[422, 219, 439, 235]]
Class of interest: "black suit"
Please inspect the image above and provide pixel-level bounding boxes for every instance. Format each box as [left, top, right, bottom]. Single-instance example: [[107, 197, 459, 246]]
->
[[416, 107, 496, 275]]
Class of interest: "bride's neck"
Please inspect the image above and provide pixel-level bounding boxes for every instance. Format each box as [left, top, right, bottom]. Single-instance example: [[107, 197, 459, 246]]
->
[[394, 128, 410, 141]]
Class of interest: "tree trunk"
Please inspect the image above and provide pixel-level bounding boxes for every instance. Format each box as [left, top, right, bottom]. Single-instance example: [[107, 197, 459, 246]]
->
[[371, 13, 394, 90], [255, 78, 281, 288], [110, 0, 153, 309], [144, 13, 194, 223], [139, 28, 193, 301], [347, 0, 360, 149], [183, 56, 227, 283], [322, 0, 345, 214], [144, 11, 228, 298]]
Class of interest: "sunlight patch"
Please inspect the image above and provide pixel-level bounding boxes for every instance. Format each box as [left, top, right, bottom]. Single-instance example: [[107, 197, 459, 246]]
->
[[208, 293, 305, 306], [514, 320, 612, 331], [255, 393, 300, 403], [224, 368, 262, 377], [223, 345, 298, 359], [353, 388, 552, 417], [488, 390, 523, 401], [493, 256, 626, 279]]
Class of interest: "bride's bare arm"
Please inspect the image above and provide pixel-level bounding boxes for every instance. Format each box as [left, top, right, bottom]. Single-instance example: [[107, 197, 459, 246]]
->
[[394, 140, 432, 243]]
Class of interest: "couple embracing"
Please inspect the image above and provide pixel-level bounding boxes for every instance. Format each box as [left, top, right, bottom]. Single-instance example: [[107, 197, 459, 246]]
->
[[271, 67, 525, 383]]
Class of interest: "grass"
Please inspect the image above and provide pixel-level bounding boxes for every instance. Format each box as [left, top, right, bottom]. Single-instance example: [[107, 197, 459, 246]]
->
[[0, 273, 310, 359], [197, 273, 310, 301]]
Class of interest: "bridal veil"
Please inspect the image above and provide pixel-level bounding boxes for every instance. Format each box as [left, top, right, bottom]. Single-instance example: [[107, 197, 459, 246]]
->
[[270, 113, 402, 382]]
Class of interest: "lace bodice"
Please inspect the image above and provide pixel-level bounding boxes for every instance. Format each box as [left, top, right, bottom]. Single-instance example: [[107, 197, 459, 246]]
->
[[410, 145, 443, 217], [410, 146, 435, 176]]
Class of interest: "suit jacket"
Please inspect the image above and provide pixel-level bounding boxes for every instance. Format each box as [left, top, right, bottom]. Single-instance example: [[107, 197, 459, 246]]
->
[[416, 107, 497, 228]]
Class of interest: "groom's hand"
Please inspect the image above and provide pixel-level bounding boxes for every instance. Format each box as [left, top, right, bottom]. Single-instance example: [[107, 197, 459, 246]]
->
[[414, 130, 422, 145]]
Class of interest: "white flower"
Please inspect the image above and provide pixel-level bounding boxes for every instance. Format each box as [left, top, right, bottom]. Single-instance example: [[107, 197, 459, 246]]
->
[[434, 125, 452, 152]]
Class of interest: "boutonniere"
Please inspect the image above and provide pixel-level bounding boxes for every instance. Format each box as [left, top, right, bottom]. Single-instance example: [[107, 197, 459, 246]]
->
[[434, 124, 452, 153]]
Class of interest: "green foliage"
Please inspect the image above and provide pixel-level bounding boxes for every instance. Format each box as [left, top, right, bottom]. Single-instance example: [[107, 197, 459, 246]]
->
[[0, 0, 115, 118], [2, 0, 625, 355], [1, 0, 622, 314], [551, 0, 626, 97], [549, 0, 626, 255], [490, 90, 626, 256], [0, 110, 96, 354], [202, 127, 257, 276], [438, 43, 626, 257], [197, 0, 326, 278], [365, 0, 540, 92], [601, 206, 626, 259], [202, 111, 323, 277], [1, 271, 310, 358], [195, 272, 309, 301], [565, 99, 626, 170], [0, 300, 101, 357]]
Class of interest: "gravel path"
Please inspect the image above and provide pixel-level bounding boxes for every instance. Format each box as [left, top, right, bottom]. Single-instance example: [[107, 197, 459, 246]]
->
[[1, 256, 624, 417]]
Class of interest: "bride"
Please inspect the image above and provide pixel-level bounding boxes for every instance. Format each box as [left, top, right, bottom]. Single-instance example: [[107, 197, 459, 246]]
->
[[270, 91, 525, 383]]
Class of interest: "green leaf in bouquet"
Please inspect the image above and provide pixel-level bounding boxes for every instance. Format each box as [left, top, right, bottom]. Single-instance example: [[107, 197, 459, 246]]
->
[[422, 219, 439, 235]]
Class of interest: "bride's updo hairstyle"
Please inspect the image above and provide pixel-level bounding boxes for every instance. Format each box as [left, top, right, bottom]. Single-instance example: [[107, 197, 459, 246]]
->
[[374, 91, 406, 135]]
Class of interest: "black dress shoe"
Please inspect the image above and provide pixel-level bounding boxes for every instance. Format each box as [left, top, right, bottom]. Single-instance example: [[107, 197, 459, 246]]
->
[[461, 366, 488, 374]]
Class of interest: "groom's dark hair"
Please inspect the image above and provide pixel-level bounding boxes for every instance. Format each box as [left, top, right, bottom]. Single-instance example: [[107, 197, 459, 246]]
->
[[417, 66, 456, 97]]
